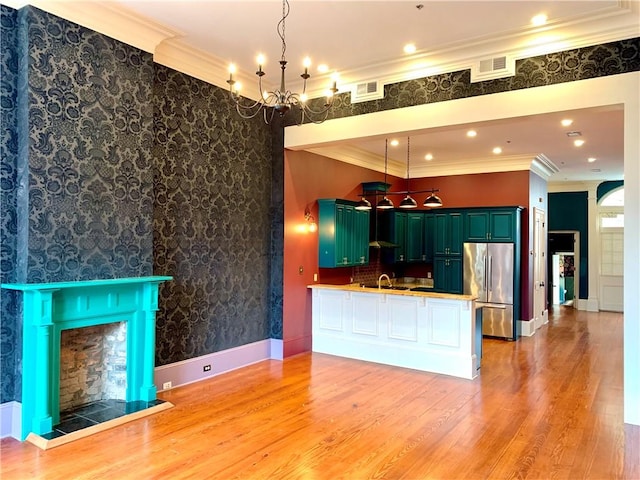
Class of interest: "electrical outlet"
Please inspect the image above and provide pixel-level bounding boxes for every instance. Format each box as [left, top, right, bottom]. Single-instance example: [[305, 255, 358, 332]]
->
[[162, 381, 172, 390], [203, 364, 211, 372]]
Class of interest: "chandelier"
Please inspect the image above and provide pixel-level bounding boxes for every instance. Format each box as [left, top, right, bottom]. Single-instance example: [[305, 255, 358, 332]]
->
[[226, 0, 338, 125]]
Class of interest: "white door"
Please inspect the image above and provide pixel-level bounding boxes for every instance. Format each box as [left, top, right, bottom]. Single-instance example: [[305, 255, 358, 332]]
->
[[533, 208, 547, 328], [598, 190, 624, 313]]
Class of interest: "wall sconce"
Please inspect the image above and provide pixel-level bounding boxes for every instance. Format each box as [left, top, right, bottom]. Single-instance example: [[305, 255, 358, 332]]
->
[[304, 212, 318, 233]]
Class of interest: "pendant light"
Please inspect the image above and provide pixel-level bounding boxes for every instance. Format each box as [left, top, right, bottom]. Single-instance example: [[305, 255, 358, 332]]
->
[[399, 136, 417, 209], [423, 189, 443, 208], [355, 196, 372, 210], [377, 139, 394, 209]]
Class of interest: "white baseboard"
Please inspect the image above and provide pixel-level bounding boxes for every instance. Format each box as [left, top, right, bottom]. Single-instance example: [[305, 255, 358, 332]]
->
[[154, 339, 283, 392], [520, 318, 536, 337], [0, 401, 22, 440]]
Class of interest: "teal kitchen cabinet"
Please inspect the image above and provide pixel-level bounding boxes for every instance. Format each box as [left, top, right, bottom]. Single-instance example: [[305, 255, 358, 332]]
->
[[385, 211, 408, 263], [406, 212, 425, 262], [464, 207, 522, 242], [422, 213, 435, 262], [434, 212, 463, 256], [318, 199, 370, 268], [434, 256, 462, 293]]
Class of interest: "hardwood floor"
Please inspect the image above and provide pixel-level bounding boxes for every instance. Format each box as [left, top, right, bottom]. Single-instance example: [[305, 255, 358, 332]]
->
[[2, 307, 639, 479]]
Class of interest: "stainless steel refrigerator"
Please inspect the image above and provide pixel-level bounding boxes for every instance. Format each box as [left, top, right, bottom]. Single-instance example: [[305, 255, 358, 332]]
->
[[463, 242, 515, 340]]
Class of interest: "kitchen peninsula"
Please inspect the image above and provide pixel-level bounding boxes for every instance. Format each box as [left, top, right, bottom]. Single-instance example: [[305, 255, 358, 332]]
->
[[309, 284, 482, 380]]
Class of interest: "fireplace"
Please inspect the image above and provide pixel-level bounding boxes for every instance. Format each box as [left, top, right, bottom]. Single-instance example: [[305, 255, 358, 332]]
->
[[1, 276, 172, 441]]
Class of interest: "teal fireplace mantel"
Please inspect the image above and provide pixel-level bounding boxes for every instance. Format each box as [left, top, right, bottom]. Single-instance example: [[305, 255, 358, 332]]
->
[[1, 276, 172, 440]]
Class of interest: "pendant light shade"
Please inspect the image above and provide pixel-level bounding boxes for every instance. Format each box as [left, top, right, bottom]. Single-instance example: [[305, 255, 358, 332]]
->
[[377, 196, 394, 209], [399, 195, 418, 209], [423, 191, 443, 208], [355, 196, 372, 210]]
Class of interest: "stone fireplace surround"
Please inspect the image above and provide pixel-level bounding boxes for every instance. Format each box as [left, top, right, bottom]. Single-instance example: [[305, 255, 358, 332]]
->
[[1, 276, 172, 442]]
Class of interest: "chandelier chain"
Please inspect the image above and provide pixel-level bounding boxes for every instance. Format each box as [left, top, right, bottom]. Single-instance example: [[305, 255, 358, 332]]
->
[[278, 0, 289, 62]]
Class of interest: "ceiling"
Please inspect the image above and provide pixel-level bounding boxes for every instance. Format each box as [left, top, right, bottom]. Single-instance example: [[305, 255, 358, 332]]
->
[[6, 0, 638, 184]]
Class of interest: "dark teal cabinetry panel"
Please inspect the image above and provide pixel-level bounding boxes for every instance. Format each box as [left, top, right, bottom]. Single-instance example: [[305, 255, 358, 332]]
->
[[464, 208, 521, 242], [318, 199, 370, 268], [434, 256, 462, 293], [434, 212, 463, 256], [406, 213, 424, 262], [423, 214, 435, 262]]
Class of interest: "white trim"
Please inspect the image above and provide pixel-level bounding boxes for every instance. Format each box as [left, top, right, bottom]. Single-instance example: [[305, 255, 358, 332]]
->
[[519, 318, 536, 337], [154, 339, 282, 392], [0, 401, 22, 440]]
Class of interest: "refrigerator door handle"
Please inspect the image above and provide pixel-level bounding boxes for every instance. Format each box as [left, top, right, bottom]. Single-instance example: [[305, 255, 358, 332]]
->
[[477, 302, 507, 309], [488, 256, 492, 291]]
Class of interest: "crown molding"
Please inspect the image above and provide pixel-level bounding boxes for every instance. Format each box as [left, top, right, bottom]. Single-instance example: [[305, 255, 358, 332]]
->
[[531, 154, 561, 180], [2, 0, 180, 53]]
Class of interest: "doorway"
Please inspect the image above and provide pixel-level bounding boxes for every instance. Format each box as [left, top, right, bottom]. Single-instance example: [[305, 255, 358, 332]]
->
[[548, 231, 579, 308]]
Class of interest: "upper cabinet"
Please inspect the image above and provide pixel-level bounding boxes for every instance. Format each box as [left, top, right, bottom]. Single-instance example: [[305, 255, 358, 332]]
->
[[464, 208, 522, 243], [434, 212, 463, 256], [318, 199, 370, 268]]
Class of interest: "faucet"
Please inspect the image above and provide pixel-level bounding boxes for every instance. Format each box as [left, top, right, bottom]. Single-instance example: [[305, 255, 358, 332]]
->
[[378, 273, 392, 289]]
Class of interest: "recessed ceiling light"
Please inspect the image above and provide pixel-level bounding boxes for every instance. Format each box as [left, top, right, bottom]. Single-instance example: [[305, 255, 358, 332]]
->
[[531, 13, 547, 26], [390, 139, 399, 147], [425, 153, 433, 161], [588, 157, 597, 163], [493, 147, 502, 154], [574, 139, 585, 147], [561, 119, 573, 127], [403, 43, 417, 54], [466, 130, 477, 138], [317, 64, 329, 73]]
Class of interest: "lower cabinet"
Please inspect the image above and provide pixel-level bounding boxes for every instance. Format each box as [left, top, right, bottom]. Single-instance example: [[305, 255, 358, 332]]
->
[[434, 256, 462, 294]]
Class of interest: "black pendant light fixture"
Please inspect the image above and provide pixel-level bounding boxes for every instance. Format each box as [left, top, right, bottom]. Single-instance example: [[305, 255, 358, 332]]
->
[[399, 136, 418, 209], [423, 189, 443, 208], [355, 196, 372, 210], [377, 139, 394, 209]]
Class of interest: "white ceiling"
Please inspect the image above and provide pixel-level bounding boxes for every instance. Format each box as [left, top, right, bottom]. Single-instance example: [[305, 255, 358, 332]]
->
[[6, 0, 639, 184]]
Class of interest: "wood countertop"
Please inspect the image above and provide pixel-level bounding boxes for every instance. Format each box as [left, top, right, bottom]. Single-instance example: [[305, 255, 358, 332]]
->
[[308, 284, 477, 302]]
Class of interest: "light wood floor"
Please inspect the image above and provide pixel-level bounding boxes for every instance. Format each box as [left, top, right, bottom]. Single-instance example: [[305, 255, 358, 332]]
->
[[2, 307, 639, 479]]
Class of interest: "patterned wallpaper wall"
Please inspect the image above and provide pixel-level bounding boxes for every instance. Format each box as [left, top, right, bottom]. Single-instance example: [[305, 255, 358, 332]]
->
[[153, 65, 274, 364], [303, 38, 640, 123], [0, 5, 19, 403]]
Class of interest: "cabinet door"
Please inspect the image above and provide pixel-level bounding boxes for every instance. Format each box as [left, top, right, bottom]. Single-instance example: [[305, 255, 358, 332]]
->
[[489, 210, 515, 242], [434, 214, 448, 256], [353, 208, 370, 265], [448, 213, 463, 255], [447, 256, 463, 294], [423, 214, 434, 262], [406, 213, 424, 262], [433, 257, 447, 291], [393, 212, 407, 262], [465, 211, 489, 241], [335, 203, 352, 265]]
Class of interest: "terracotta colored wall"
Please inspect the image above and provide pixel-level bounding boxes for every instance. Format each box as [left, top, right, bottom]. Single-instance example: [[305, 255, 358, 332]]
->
[[283, 149, 401, 356], [284, 159, 543, 356]]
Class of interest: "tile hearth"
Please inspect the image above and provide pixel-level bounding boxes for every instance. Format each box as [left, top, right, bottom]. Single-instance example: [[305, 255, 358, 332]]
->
[[41, 399, 166, 440]]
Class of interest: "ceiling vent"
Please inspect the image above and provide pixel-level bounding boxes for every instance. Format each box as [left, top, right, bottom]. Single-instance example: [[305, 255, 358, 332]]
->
[[470, 55, 516, 82], [351, 80, 384, 103]]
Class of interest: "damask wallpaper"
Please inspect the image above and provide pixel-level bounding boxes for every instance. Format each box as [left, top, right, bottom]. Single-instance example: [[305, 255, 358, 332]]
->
[[153, 65, 274, 365], [304, 38, 640, 123], [0, 5, 19, 403]]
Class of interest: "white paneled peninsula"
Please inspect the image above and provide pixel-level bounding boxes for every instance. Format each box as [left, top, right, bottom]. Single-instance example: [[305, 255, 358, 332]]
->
[[309, 285, 482, 380]]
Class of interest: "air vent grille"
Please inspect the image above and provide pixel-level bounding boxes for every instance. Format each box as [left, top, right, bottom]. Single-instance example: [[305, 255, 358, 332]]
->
[[471, 55, 515, 82], [351, 80, 384, 103]]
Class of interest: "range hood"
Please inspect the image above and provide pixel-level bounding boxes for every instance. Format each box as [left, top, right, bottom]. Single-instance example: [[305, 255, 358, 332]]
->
[[361, 182, 398, 249]]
